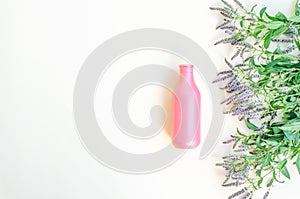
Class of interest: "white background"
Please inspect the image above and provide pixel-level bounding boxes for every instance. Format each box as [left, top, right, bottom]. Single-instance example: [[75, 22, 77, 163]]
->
[[1, 0, 299, 198]]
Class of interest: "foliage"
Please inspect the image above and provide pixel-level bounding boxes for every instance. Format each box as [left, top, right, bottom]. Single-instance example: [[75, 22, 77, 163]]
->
[[211, 0, 300, 198]]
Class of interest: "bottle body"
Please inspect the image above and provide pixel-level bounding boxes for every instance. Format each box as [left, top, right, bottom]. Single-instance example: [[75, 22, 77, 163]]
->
[[172, 64, 201, 148]]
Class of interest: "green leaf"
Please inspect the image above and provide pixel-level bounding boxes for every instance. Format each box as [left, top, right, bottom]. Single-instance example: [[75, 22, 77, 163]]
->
[[273, 170, 285, 183], [279, 119, 300, 131], [281, 166, 290, 179], [260, 7, 267, 18], [295, 133, 300, 144], [253, 28, 262, 38], [251, 4, 258, 12], [262, 153, 271, 167], [245, 155, 259, 160], [292, 150, 299, 159], [278, 159, 287, 169], [284, 111, 298, 120], [272, 26, 288, 38], [265, 12, 279, 21], [280, 147, 289, 154], [289, 15, 300, 22], [245, 119, 258, 131], [296, 0, 300, 16], [267, 178, 274, 187], [296, 153, 300, 174], [264, 31, 273, 48], [237, 128, 246, 137], [265, 21, 284, 29], [272, 127, 282, 134], [275, 12, 287, 21], [266, 58, 282, 69], [256, 136, 264, 149], [295, 40, 300, 51], [283, 131, 294, 141], [240, 19, 244, 28], [256, 169, 262, 177], [257, 177, 263, 187], [262, 139, 278, 146]]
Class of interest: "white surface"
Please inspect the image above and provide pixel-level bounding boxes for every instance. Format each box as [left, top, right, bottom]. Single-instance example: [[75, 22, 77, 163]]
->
[[0, 0, 299, 198]]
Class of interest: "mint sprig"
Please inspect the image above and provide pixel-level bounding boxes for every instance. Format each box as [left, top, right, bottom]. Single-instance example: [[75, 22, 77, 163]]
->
[[211, 0, 300, 198]]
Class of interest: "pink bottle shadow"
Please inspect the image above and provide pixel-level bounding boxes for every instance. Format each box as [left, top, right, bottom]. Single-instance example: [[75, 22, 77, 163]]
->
[[171, 64, 201, 149]]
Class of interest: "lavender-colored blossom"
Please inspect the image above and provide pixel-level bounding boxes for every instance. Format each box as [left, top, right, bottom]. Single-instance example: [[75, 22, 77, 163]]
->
[[233, 97, 250, 106], [242, 67, 255, 71], [220, 11, 234, 19], [225, 58, 234, 70], [232, 172, 245, 180], [212, 74, 234, 83], [223, 138, 236, 144], [231, 48, 241, 60], [238, 144, 247, 150], [287, 23, 298, 35], [255, 107, 265, 112], [221, 0, 234, 10], [214, 37, 235, 45], [231, 38, 244, 46], [235, 63, 246, 68], [263, 191, 269, 199], [238, 114, 246, 121], [225, 30, 233, 35], [284, 33, 295, 38], [216, 20, 231, 29], [250, 74, 261, 81], [255, 124, 265, 131], [217, 70, 233, 76], [235, 96, 254, 107], [244, 56, 253, 62], [209, 7, 225, 12], [240, 47, 246, 58], [248, 113, 260, 120], [222, 78, 238, 90], [242, 192, 251, 199], [223, 176, 230, 184], [244, 42, 253, 49], [223, 182, 236, 187], [222, 162, 232, 169], [226, 96, 239, 105], [233, 0, 244, 9], [280, 86, 291, 93], [227, 84, 251, 93], [232, 107, 253, 116], [260, 113, 271, 119], [272, 38, 293, 43], [230, 153, 243, 160], [221, 94, 238, 104], [282, 45, 296, 54], [221, 25, 236, 31], [240, 89, 254, 98], [228, 188, 247, 199]]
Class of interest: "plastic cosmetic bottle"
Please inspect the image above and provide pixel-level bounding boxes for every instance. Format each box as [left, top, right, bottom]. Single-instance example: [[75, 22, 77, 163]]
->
[[172, 64, 201, 149]]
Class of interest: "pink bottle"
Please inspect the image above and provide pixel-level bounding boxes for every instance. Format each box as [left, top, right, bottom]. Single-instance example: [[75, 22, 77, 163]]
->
[[172, 64, 201, 148]]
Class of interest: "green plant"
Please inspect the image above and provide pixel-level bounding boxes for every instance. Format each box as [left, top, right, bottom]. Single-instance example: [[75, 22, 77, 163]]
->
[[211, 0, 300, 198]]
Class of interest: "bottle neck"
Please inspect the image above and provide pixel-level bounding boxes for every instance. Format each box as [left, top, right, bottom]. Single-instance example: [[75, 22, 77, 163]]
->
[[179, 64, 194, 79]]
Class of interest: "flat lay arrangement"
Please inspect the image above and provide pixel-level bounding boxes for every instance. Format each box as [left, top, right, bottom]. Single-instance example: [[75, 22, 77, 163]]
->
[[5, 1, 300, 198]]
